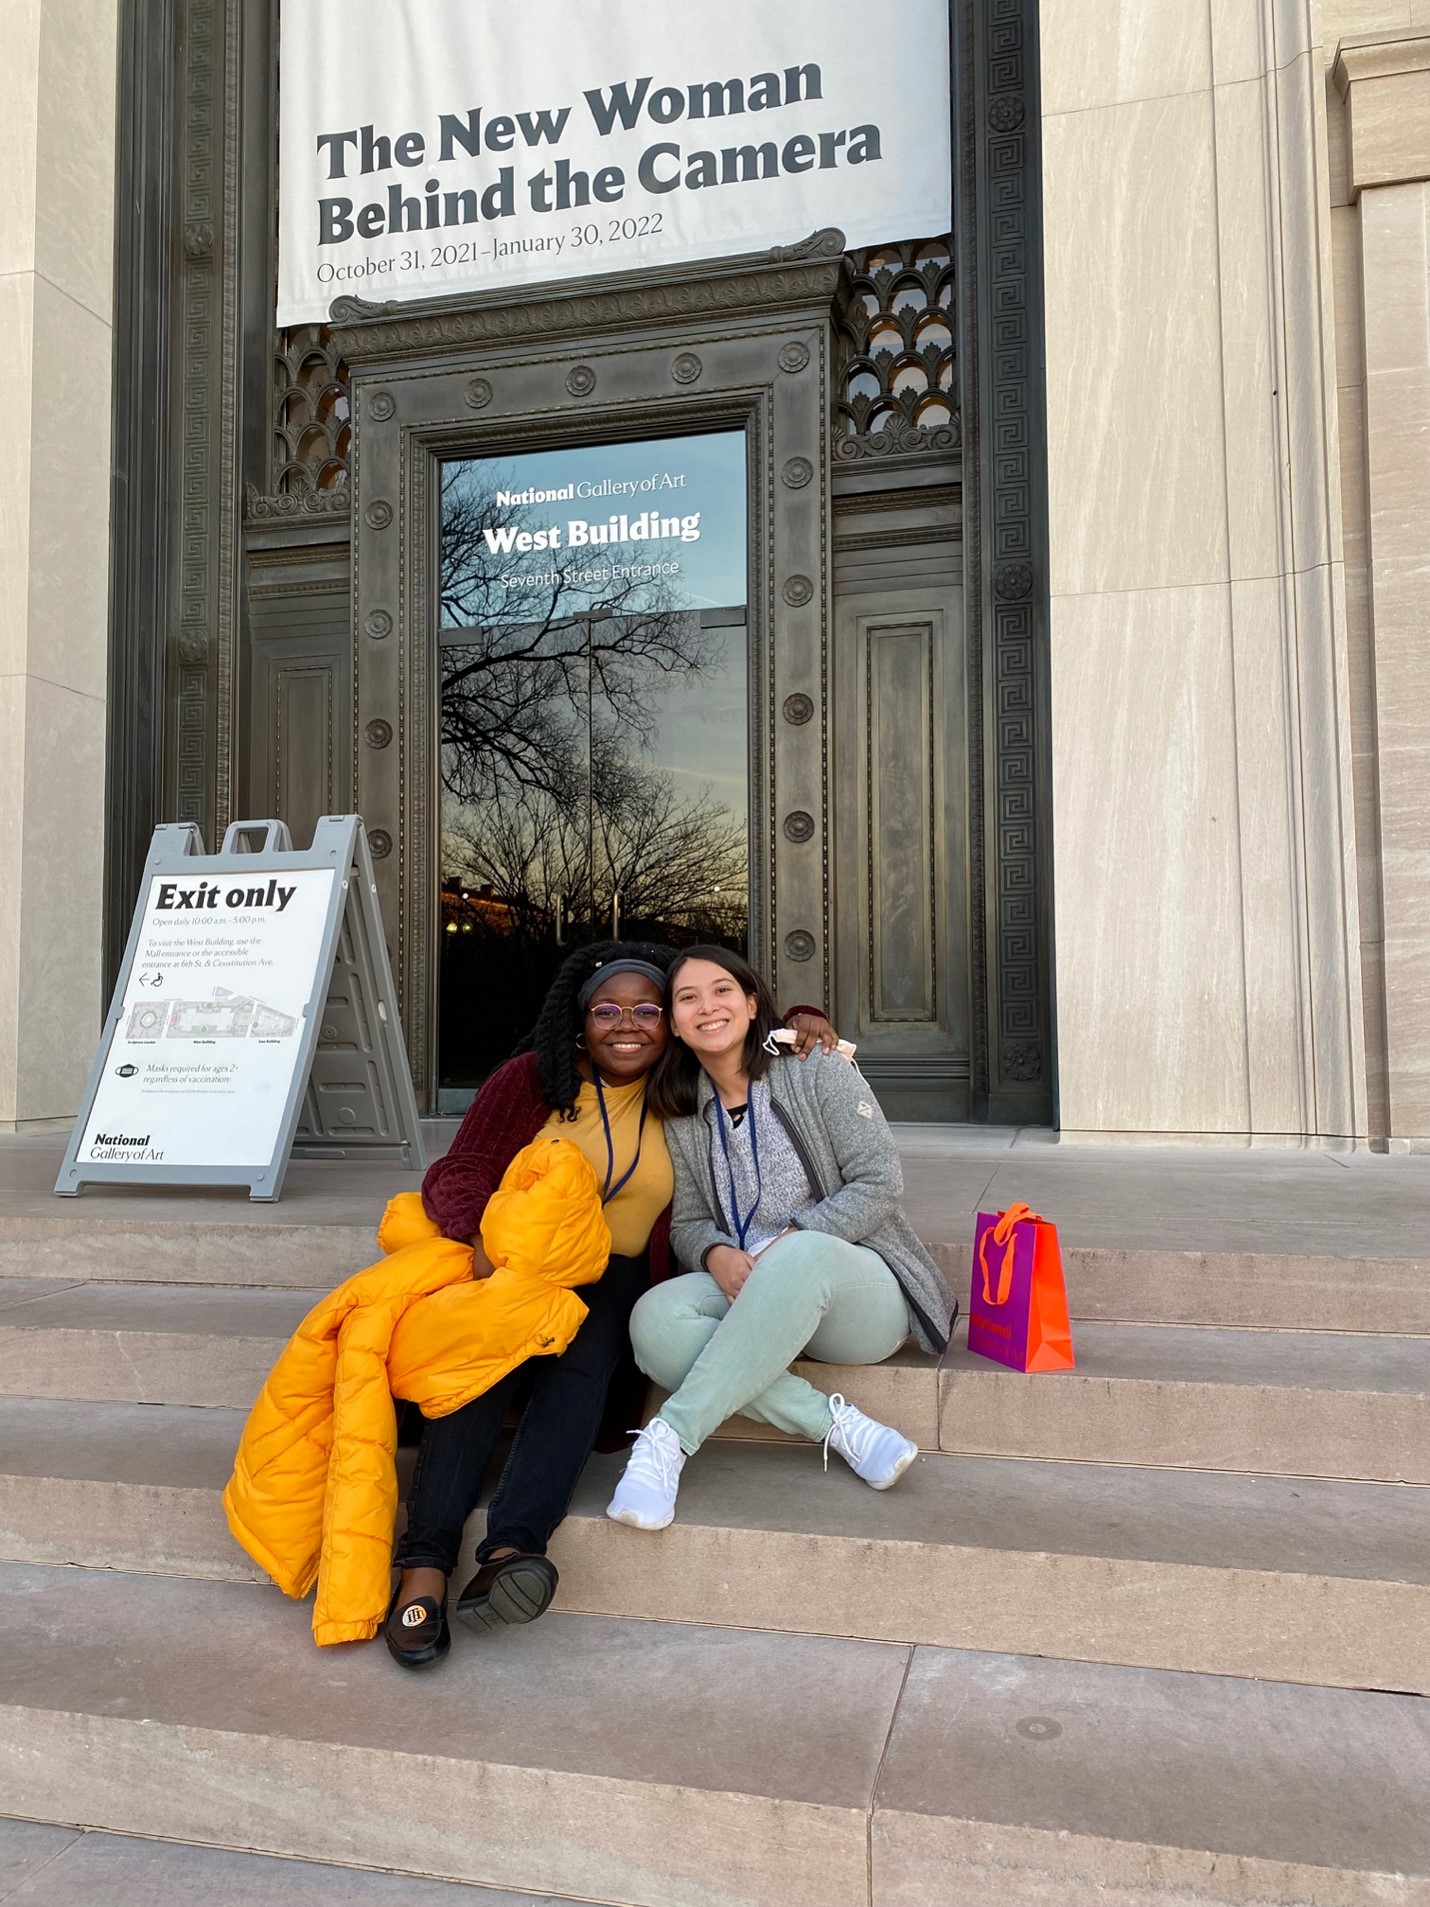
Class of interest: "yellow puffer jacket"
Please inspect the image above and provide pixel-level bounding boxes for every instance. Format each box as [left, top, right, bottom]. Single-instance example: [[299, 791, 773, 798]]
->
[[223, 1136, 610, 1645]]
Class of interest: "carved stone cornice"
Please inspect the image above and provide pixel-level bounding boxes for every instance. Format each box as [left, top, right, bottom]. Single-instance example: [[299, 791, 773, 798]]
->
[[833, 522, 963, 554], [1333, 32, 1430, 194], [834, 419, 961, 461], [244, 482, 351, 522], [331, 230, 852, 362], [837, 484, 962, 514], [1333, 29, 1430, 87]]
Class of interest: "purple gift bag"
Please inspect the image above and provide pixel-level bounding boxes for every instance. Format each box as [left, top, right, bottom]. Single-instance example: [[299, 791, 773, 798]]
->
[[967, 1204, 1075, 1373]]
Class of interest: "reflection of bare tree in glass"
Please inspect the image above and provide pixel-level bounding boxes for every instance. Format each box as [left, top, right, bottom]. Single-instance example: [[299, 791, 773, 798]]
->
[[445, 764, 748, 948], [439, 465, 722, 812], [596, 769, 748, 939], [439, 459, 749, 1084]]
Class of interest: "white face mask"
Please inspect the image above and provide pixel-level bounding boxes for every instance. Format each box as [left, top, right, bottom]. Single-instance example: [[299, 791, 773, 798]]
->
[[762, 1027, 859, 1060]]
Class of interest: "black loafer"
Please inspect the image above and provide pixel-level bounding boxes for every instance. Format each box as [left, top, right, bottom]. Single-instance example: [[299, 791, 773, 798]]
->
[[454, 1552, 558, 1632], [384, 1584, 450, 1669]]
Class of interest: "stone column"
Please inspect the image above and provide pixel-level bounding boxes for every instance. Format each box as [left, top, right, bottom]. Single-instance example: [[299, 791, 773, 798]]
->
[[1335, 32, 1430, 1147], [0, 0, 120, 1129], [1039, 0, 1367, 1139]]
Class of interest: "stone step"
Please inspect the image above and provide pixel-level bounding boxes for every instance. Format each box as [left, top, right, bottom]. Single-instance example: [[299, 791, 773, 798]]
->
[[0, 1279, 942, 1442], [682, 1319, 1429, 1483], [0, 1820, 589, 1906], [868, 1643, 1430, 1907], [0, 1216, 373, 1288], [1050, 1243, 1430, 1332], [0, 1278, 316, 1408], [940, 1320, 1430, 1483], [0, 1562, 901, 1907], [4, 1214, 1428, 1331], [4, 1279, 1422, 1482], [0, 1396, 1423, 1692], [665, 1317, 1430, 1481], [2, 1561, 1426, 1907], [558, 1442, 1430, 1695]]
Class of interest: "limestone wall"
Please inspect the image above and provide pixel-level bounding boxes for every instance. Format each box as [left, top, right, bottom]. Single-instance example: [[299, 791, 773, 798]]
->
[[0, 0, 119, 1129], [1327, 17, 1430, 1148], [1040, 0, 1372, 1139]]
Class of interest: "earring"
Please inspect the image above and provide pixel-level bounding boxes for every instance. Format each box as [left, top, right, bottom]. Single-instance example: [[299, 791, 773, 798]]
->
[[575, 1034, 587, 1051]]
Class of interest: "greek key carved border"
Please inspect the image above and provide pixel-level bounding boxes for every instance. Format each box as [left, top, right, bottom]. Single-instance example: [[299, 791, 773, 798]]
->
[[985, 0, 1044, 1093], [170, 0, 218, 827], [168, 0, 245, 839], [958, 0, 1052, 1114]]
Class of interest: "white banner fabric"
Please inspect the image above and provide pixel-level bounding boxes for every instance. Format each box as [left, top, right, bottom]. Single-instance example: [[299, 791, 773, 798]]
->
[[277, 0, 951, 325]]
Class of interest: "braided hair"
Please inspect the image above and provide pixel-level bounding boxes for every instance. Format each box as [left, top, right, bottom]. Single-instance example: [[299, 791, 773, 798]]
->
[[513, 939, 677, 1120]]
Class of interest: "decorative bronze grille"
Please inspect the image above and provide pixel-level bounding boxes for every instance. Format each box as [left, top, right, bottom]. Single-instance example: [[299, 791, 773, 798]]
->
[[835, 236, 958, 459], [271, 238, 957, 488], [273, 324, 350, 493]]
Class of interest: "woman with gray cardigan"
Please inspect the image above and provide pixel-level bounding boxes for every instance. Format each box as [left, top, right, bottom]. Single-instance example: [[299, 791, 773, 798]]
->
[[606, 946, 958, 1531]]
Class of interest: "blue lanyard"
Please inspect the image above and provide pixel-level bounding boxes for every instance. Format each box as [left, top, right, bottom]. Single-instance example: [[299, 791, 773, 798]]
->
[[593, 1073, 648, 1205], [713, 1092, 761, 1250]]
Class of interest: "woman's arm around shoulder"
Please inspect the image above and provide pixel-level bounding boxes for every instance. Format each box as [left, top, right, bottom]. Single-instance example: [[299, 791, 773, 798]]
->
[[421, 1051, 547, 1242]]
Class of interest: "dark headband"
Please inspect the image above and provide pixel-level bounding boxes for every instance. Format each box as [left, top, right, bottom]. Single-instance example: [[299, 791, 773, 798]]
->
[[577, 957, 669, 1010]]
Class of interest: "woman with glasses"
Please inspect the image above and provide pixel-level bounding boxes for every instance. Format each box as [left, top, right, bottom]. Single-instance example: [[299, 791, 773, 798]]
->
[[387, 938, 834, 1667]]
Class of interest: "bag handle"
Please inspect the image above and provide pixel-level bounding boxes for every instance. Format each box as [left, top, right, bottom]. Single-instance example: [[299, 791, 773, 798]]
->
[[977, 1203, 1043, 1307]]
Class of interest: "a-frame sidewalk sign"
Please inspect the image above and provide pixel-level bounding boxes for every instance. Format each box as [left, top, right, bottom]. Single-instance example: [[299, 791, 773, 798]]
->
[[56, 816, 425, 1201]]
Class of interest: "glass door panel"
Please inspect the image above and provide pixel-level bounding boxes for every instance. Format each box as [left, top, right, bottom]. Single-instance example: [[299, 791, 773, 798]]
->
[[438, 431, 748, 1108]]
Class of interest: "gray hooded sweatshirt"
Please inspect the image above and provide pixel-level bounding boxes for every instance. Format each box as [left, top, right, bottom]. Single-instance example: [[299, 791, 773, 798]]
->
[[663, 1047, 959, 1354]]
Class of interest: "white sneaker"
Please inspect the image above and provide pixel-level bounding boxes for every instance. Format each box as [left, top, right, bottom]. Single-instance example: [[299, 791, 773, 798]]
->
[[823, 1393, 918, 1490], [606, 1416, 686, 1530]]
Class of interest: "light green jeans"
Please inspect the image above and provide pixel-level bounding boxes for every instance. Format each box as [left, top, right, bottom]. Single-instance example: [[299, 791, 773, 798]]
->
[[629, 1230, 913, 1453]]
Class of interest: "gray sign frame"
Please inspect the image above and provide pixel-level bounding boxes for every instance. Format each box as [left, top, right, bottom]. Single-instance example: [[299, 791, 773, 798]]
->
[[56, 815, 425, 1201]]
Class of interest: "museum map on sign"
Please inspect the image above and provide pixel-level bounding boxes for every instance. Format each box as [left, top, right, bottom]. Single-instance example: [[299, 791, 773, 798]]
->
[[125, 987, 301, 1043]]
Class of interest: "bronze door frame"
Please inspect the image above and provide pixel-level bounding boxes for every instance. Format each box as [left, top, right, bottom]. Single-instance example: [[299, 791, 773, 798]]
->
[[332, 236, 850, 1109]]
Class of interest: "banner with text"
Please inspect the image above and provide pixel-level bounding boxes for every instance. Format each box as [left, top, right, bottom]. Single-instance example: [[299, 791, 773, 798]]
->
[[277, 0, 952, 324]]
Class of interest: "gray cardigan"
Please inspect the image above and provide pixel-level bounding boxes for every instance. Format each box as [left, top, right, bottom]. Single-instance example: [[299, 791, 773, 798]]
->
[[664, 1049, 958, 1354]]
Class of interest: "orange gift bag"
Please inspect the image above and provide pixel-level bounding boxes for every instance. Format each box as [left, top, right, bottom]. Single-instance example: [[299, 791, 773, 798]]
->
[[967, 1204, 1075, 1372]]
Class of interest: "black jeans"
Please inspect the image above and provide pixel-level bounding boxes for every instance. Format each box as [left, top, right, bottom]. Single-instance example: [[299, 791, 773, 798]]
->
[[395, 1251, 649, 1574]]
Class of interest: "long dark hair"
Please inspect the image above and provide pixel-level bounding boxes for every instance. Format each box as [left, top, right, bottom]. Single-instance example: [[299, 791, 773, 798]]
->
[[512, 939, 676, 1120], [647, 945, 782, 1119]]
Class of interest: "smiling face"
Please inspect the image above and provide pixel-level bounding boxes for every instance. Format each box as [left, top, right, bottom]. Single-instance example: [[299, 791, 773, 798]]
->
[[582, 970, 668, 1084], [669, 957, 758, 1064]]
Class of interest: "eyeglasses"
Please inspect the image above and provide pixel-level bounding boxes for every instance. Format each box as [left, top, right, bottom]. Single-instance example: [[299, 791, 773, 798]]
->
[[587, 1002, 664, 1030]]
